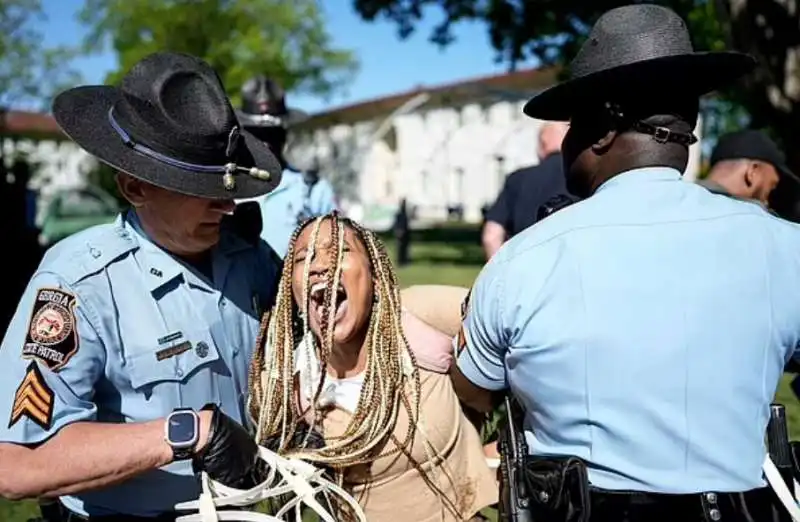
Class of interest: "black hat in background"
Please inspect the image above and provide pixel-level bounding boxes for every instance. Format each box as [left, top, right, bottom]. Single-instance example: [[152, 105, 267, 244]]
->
[[237, 76, 308, 130], [710, 129, 799, 184], [52, 52, 282, 199]]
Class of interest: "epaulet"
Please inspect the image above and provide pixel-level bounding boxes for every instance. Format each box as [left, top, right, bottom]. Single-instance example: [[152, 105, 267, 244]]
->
[[39, 221, 138, 286]]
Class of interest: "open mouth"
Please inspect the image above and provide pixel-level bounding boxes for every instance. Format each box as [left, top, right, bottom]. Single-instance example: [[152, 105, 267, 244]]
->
[[308, 281, 348, 326]]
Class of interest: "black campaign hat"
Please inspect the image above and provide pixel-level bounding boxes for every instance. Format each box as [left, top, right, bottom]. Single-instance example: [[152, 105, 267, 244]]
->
[[236, 75, 308, 130], [711, 129, 800, 184], [523, 4, 756, 121], [52, 52, 282, 200]]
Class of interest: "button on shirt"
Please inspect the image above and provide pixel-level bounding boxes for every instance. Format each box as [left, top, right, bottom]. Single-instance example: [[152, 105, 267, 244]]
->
[[458, 167, 800, 493], [0, 211, 281, 516], [251, 168, 337, 257]]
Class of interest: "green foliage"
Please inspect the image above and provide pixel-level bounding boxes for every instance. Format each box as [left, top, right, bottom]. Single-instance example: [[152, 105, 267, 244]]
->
[[0, 0, 81, 110], [77, 0, 358, 104], [350, 0, 751, 141]]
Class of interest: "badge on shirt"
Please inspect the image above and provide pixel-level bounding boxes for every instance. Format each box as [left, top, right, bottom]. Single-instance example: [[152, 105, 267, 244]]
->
[[22, 288, 80, 372], [8, 362, 54, 430]]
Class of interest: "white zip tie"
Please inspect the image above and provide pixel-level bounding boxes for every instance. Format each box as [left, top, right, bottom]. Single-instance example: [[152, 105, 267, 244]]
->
[[175, 446, 367, 522]]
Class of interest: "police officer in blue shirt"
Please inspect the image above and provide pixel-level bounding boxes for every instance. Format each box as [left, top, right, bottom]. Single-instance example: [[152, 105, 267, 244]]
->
[[236, 76, 337, 258], [0, 52, 284, 520], [450, 5, 798, 521]]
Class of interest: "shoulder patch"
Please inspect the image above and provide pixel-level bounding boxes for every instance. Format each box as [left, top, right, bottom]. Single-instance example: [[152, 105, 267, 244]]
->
[[22, 288, 80, 371], [9, 362, 54, 430]]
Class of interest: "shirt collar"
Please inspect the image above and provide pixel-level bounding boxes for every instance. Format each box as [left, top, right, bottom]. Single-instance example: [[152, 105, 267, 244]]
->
[[124, 210, 248, 293], [594, 167, 683, 194]]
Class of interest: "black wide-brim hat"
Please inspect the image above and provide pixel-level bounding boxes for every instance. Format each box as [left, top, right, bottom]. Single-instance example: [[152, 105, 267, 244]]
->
[[52, 52, 283, 200], [523, 4, 757, 121]]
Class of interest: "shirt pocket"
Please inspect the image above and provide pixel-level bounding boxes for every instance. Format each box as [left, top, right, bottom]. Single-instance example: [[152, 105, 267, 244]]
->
[[124, 327, 222, 411]]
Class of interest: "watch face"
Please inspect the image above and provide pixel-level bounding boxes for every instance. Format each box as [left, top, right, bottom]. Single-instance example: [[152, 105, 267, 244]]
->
[[168, 411, 197, 446]]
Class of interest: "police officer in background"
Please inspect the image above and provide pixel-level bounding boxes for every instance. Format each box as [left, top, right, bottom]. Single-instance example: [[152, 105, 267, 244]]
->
[[481, 121, 572, 260], [451, 5, 798, 521], [699, 129, 799, 208], [0, 52, 282, 520], [236, 75, 337, 257]]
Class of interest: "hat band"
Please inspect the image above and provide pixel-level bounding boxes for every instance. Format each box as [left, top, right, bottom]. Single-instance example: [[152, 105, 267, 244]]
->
[[242, 112, 286, 128], [631, 120, 698, 146], [107, 107, 271, 191]]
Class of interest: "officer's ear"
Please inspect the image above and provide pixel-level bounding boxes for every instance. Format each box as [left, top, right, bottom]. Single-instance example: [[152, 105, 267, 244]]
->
[[743, 161, 760, 188], [116, 172, 147, 208], [590, 101, 622, 155], [591, 129, 618, 155]]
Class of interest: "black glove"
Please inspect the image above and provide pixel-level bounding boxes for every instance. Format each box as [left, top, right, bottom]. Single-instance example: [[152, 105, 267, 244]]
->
[[191, 403, 265, 489]]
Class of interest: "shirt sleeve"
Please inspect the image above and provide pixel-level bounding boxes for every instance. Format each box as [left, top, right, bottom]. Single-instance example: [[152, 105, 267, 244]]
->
[[311, 179, 338, 214], [455, 262, 509, 390], [0, 272, 105, 445]]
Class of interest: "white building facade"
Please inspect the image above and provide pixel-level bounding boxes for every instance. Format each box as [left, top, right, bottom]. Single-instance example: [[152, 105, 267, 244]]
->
[[288, 68, 704, 227], [2, 111, 98, 226]]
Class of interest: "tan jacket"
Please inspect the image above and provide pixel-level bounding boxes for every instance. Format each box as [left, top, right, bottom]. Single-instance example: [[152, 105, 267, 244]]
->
[[319, 368, 498, 522]]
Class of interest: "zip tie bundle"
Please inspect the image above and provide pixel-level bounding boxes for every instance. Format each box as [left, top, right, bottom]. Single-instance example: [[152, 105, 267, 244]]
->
[[174, 446, 367, 522]]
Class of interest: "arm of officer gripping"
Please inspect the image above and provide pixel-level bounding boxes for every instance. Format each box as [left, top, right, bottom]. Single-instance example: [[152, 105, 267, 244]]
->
[[451, 264, 509, 413], [0, 273, 171, 500]]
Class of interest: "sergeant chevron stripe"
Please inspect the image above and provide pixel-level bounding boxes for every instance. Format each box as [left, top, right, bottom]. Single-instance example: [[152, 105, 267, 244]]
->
[[8, 362, 54, 430]]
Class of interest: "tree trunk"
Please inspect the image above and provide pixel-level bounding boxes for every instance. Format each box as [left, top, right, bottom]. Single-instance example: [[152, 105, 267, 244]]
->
[[724, 0, 800, 220]]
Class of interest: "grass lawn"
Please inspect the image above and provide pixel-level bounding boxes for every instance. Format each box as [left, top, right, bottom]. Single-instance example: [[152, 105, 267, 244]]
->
[[2, 222, 799, 521]]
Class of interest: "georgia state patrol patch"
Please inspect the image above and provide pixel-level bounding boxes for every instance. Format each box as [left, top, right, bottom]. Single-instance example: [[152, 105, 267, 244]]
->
[[8, 362, 54, 430], [22, 288, 79, 371]]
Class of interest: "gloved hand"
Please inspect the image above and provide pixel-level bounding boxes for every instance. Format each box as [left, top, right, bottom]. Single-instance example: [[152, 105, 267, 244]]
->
[[191, 403, 265, 489]]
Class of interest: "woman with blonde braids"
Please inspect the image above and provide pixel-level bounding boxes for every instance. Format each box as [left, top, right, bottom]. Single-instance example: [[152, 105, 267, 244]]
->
[[248, 212, 497, 522]]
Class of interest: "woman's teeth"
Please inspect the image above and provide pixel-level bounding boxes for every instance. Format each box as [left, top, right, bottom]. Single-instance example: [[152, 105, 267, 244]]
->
[[309, 283, 348, 323]]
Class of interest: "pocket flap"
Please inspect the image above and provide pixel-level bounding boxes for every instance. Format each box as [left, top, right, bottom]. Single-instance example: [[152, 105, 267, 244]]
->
[[126, 329, 220, 390]]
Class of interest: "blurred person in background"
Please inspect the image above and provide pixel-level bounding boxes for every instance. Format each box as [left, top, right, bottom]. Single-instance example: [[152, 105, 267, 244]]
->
[[237, 76, 337, 258], [699, 129, 799, 209], [481, 121, 574, 260]]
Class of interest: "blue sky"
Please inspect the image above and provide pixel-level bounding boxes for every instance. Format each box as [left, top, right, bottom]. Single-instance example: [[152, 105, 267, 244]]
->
[[39, 0, 538, 114]]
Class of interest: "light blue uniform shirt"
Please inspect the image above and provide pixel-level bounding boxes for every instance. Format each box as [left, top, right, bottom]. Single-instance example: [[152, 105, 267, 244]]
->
[[458, 167, 800, 494], [253, 168, 337, 257], [0, 210, 281, 517]]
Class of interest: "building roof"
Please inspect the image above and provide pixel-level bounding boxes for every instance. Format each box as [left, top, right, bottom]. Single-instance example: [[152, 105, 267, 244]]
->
[[295, 66, 561, 130], [2, 110, 67, 141]]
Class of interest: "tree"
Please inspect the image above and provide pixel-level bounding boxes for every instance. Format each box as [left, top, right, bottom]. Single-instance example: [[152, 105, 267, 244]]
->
[[0, 0, 81, 110], [79, 0, 358, 105], [351, 0, 800, 219]]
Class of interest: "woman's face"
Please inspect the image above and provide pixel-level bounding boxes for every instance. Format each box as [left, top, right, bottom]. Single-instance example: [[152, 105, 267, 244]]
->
[[291, 219, 374, 345]]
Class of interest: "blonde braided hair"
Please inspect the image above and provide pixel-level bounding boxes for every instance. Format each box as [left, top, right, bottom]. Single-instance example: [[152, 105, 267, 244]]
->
[[248, 213, 421, 470]]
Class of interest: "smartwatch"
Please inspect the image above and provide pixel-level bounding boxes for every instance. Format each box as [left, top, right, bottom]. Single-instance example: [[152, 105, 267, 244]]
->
[[165, 408, 200, 460]]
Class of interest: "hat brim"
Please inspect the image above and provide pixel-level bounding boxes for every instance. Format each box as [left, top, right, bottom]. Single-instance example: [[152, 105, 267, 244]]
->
[[523, 52, 757, 121], [53, 85, 283, 200], [236, 107, 309, 129]]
